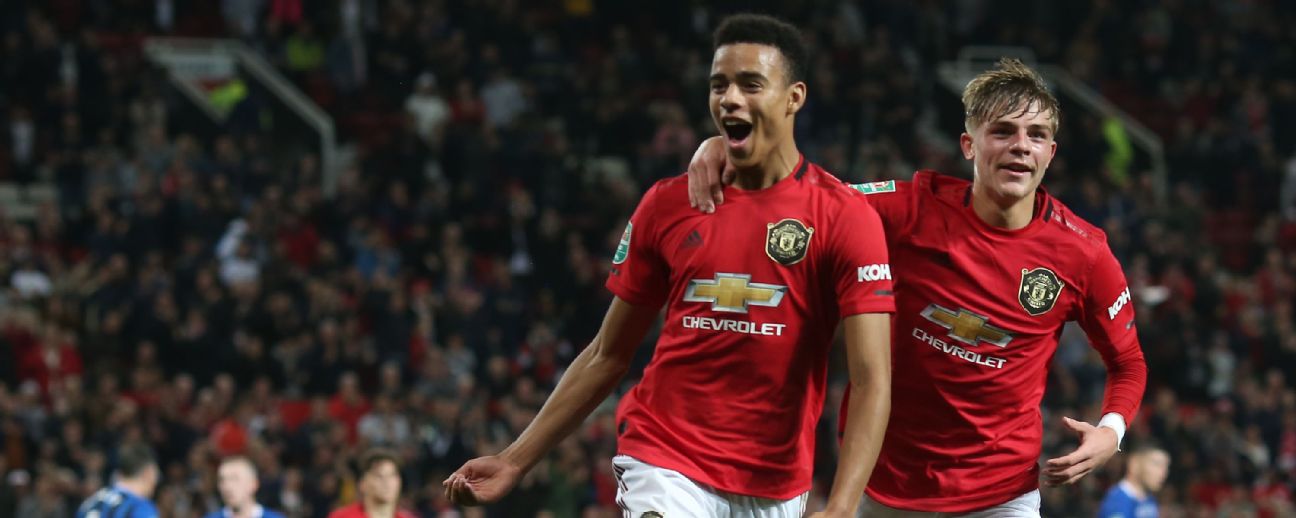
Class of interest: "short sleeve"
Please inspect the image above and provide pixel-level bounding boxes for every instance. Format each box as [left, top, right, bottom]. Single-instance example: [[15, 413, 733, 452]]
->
[[826, 195, 895, 317], [605, 184, 670, 308], [846, 179, 914, 238]]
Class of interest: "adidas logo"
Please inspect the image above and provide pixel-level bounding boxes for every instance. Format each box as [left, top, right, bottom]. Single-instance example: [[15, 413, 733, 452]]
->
[[681, 230, 704, 250]]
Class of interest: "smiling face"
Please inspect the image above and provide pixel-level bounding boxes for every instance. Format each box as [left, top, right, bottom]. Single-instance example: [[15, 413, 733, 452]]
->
[[709, 43, 805, 170], [958, 59, 1061, 205], [961, 100, 1058, 202]]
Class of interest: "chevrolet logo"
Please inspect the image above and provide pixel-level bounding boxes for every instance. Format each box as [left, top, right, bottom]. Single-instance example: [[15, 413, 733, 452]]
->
[[683, 273, 786, 313], [920, 304, 1013, 348]]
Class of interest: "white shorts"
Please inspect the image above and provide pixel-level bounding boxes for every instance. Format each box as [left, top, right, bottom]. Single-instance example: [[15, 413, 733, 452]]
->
[[857, 490, 1040, 518], [612, 455, 809, 518]]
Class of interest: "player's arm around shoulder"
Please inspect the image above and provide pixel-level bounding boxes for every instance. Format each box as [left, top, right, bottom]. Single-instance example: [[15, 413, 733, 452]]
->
[[444, 296, 660, 506], [686, 135, 730, 212]]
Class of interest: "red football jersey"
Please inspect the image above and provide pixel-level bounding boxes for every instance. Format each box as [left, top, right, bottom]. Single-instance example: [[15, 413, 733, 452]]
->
[[843, 172, 1147, 512], [606, 157, 895, 499], [326, 503, 417, 518]]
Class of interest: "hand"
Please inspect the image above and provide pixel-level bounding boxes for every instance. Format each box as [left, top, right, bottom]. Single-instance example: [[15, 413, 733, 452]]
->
[[1042, 416, 1119, 486], [442, 456, 524, 506], [687, 136, 734, 213]]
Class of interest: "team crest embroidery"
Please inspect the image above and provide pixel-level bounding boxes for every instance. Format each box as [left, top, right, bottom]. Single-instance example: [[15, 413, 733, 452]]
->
[[1019, 267, 1064, 316], [766, 218, 814, 266]]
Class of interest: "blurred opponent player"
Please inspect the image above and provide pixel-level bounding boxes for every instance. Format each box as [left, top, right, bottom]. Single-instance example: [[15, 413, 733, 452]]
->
[[75, 444, 159, 518], [445, 13, 895, 517], [687, 58, 1148, 516], [1097, 443, 1169, 518], [205, 456, 286, 518]]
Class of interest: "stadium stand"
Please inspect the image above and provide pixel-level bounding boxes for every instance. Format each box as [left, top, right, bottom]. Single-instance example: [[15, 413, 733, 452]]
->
[[1, 1, 1295, 516]]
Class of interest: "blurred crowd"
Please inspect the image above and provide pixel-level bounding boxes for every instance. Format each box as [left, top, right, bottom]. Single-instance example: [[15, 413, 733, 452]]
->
[[1, 0, 1295, 517]]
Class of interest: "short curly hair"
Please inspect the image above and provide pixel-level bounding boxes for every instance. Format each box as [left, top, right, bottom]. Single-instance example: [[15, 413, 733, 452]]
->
[[712, 13, 809, 84]]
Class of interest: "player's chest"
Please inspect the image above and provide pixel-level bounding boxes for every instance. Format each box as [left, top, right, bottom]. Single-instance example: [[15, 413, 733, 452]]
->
[[893, 227, 1081, 333], [664, 207, 826, 293]]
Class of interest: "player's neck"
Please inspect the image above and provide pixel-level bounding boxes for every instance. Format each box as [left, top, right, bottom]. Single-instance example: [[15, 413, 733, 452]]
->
[[1120, 479, 1147, 499], [228, 503, 258, 518], [363, 499, 397, 518], [970, 187, 1035, 230], [731, 142, 800, 191], [116, 479, 150, 498]]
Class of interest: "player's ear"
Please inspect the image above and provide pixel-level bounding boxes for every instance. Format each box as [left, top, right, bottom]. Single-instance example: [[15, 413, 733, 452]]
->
[[960, 132, 975, 160], [787, 81, 806, 115]]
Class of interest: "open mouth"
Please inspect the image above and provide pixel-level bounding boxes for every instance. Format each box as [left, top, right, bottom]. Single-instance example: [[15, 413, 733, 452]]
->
[[1000, 163, 1033, 176], [723, 119, 754, 147]]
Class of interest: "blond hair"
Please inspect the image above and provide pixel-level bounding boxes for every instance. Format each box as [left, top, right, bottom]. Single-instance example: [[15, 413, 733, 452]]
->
[[962, 58, 1060, 133]]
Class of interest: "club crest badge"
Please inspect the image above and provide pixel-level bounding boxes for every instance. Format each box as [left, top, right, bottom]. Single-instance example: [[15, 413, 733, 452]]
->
[[1019, 267, 1064, 316], [766, 218, 814, 266]]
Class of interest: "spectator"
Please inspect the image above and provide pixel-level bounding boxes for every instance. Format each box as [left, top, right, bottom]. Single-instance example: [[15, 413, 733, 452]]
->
[[0, 456, 16, 518], [356, 394, 410, 448], [284, 21, 325, 75], [404, 72, 450, 148], [480, 67, 527, 129], [221, 0, 264, 40], [15, 472, 66, 518], [328, 373, 370, 444], [217, 220, 261, 287]]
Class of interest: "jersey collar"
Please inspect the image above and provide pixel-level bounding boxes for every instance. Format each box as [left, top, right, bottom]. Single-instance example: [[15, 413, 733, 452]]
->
[[960, 185, 1054, 237]]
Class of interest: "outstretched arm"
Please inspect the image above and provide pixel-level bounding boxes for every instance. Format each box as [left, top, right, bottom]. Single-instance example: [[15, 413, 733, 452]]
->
[[444, 296, 659, 505]]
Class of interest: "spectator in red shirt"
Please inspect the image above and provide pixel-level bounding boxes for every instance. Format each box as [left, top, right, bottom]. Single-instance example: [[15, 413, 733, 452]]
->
[[210, 402, 255, 457], [327, 449, 415, 518], [328, 372, 370, 444], [19, 323, 83, 396]]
